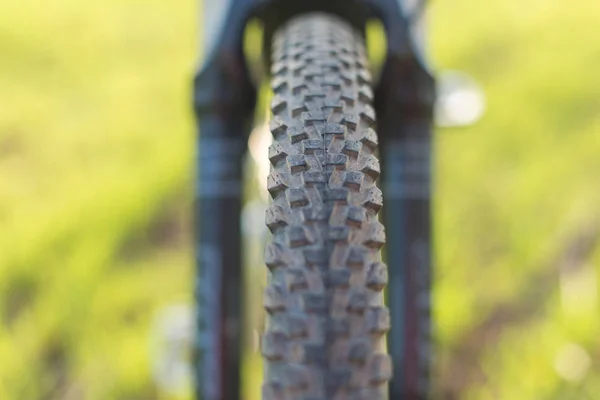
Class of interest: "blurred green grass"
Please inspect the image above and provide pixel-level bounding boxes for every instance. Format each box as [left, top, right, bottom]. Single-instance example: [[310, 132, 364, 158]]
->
[[430, 0, 600, 398], [0, 0, 195, 398], [0, 0, 599, 399]]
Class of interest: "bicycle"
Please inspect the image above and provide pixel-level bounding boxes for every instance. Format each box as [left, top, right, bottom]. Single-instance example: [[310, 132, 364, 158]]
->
[[194, 1, 435, 399]]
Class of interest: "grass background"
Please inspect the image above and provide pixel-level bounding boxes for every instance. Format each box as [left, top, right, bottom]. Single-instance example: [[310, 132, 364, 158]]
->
[[1, 0, 599, 399]]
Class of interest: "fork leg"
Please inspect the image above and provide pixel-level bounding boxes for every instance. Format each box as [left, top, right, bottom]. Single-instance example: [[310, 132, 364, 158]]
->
[[194, 120, 249, 400], [378, 117, 433, 400], [372, 1, 436, 396], [193, 2, 256, 399]]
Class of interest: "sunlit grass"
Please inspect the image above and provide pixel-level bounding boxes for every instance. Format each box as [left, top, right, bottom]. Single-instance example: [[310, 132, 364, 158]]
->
[[0, 0, 195, 398]]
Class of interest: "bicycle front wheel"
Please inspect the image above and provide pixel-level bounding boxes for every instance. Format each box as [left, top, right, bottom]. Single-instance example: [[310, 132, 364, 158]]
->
[[262, 14, 391, 400]]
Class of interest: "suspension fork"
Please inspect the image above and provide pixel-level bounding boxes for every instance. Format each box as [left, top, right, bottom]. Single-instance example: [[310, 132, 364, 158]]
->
[[194, 1, 434, 399], [372, 1, 436, 398], [193, 1, 256, 399]]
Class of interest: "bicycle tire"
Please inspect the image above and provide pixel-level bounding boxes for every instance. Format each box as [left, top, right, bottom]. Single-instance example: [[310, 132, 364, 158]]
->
[[262, 14, 391, 400]]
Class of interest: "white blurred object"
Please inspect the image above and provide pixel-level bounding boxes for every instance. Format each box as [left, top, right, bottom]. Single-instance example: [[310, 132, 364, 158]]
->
[[242, 199, 269, 238], [248, 122, 273, 202], [244, 122, 271, 247], [435, 70, 486, 127], [151, 303, 193, 397], [554, 342, 591, 382]]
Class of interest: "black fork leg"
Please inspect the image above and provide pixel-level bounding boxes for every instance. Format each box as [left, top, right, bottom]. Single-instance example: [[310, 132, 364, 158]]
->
[[372, 2, 436, 397], [379, 116, 433, 400], [193, 3, 256, 399]]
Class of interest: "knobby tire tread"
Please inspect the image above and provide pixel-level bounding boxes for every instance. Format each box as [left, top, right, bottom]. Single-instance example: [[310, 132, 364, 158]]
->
[[262, 14, 391, 400]]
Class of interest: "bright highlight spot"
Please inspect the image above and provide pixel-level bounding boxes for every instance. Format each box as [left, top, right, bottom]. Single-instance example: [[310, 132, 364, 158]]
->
[[554, 342, 591, 382]]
